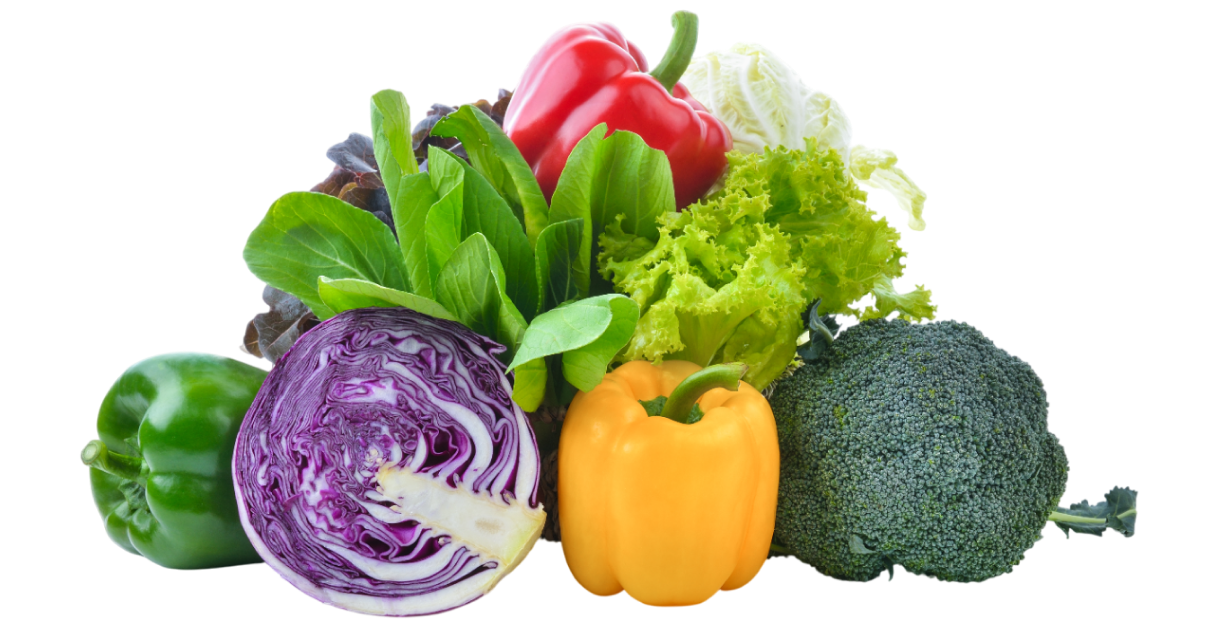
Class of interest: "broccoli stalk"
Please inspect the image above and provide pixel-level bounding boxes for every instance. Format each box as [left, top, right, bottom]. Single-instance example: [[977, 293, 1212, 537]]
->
[[1049, 487, 1137, 537]]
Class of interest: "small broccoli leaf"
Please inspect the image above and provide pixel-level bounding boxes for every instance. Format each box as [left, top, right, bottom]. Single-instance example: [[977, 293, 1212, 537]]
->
[[796, 299, 835, 361], [849, 534, 877, 555], [1049, 487, 1138, 537], [849, 534, 896, 580]]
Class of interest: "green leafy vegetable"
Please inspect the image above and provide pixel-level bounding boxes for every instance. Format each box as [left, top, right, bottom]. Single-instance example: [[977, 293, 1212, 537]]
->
[[447, 151, 539, 319], [601, 142, 934, 390], [534, 218, 584, 312], [424, 194, 464, 291], [511, 357, 548, 413], [507, 301, 612, 371], [428, 147, 540, 319], [431, 104, 549, 245], [435, 233, 528, 358], [316, 277, 455, 321], [548, 126, 603, 295], [390, 173, 439, 297], [244, 191, 409, 320], [243, 91, 641, 411], [558, 295, 639, 391], [507, 293, 638, 390], [550, 124, 674, 295], [370, 90, 420, 187]]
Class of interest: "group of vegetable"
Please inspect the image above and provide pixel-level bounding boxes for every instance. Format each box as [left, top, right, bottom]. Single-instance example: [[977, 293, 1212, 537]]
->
[[83, 11, 1137, 617]]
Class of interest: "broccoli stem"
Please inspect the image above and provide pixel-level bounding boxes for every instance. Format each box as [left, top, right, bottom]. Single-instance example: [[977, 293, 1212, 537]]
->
[[659, 363, 747, 423], [768, 543, 793, 556], [1047, 507, 1137, 524]]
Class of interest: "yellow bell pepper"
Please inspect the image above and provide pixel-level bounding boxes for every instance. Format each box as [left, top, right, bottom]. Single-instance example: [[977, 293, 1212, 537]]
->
[[558, 360, 779, 606]]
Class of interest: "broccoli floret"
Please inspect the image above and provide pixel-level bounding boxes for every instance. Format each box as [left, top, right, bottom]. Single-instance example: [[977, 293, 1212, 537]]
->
[[769, 318, 1071, 582]]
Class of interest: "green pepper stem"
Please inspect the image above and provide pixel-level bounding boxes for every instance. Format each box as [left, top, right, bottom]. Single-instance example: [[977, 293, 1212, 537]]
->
[[649, 11, 699, 93], [659, 363, 747, 423], [81, 440, 145, 484]]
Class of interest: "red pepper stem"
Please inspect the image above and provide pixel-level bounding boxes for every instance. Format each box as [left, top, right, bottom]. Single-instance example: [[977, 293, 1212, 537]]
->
[[649, 11, 699, 93], [659, 363, 747, 423], [81, 440, 146, 484]]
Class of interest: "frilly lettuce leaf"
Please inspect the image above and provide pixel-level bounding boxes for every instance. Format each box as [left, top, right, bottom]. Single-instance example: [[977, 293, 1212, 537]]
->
[[603, 195, 807, 390], [601, 141, 933, 390]]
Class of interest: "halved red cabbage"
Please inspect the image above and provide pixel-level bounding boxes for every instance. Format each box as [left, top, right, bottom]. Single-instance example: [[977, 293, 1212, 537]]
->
[[234, 307, 545, 616]]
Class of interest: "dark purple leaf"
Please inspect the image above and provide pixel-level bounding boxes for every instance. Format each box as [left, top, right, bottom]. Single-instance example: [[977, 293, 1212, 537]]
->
[[325, 133, 378, 175], [241, 286, 321, 363]]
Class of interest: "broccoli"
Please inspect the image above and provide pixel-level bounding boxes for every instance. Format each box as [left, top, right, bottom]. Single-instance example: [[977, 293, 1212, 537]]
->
[[769, 314, 1135, 582]]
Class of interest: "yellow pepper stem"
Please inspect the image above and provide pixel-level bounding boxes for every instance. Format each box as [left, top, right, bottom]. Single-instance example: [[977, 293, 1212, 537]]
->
[[659, 363, 748, 423]]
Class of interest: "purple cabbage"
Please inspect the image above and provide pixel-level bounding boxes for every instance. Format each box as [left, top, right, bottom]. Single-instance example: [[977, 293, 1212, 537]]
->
[[234, 307, 545, 616]]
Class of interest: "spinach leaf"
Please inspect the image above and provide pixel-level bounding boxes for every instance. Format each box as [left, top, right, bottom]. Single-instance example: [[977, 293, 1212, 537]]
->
[[244, 191, 409, 320], [507, 294, 638, 392], [424, 150, 466, 292], [432, 147, 539, 321], [427, 144, 465, 197], [548, 124, 604, 297], [507, 300, 613, 371], [590, 130, 671, 244], [370, 89, 420, 185], [559, 294, 640, 391], [390, 173, 439, 298], [317, 277, 456, 321], [550, 126, 673, 294], [511, 357, 548, 413], [434, 232, 528, 360], [431, 105, 549, 245], [534, 218, 584, 312]]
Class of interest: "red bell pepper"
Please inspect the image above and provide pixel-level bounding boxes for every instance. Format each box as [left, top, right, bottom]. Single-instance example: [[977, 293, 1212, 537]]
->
[[503, 12, 731, 210]]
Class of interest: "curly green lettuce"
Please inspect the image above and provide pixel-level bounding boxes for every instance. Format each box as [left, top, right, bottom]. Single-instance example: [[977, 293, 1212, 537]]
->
[[600, 140, 933, 390], [602, 205, 807, 390]]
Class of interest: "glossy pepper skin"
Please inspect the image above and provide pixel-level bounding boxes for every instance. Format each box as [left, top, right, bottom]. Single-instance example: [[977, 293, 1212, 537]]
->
[[503, 14, 732, 210], [83, 354, 267, 569], [558, 361, 778, 606]]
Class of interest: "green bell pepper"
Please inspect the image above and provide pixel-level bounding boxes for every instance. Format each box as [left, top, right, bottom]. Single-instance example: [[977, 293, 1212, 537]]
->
[[82, 353, 267, 569]]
